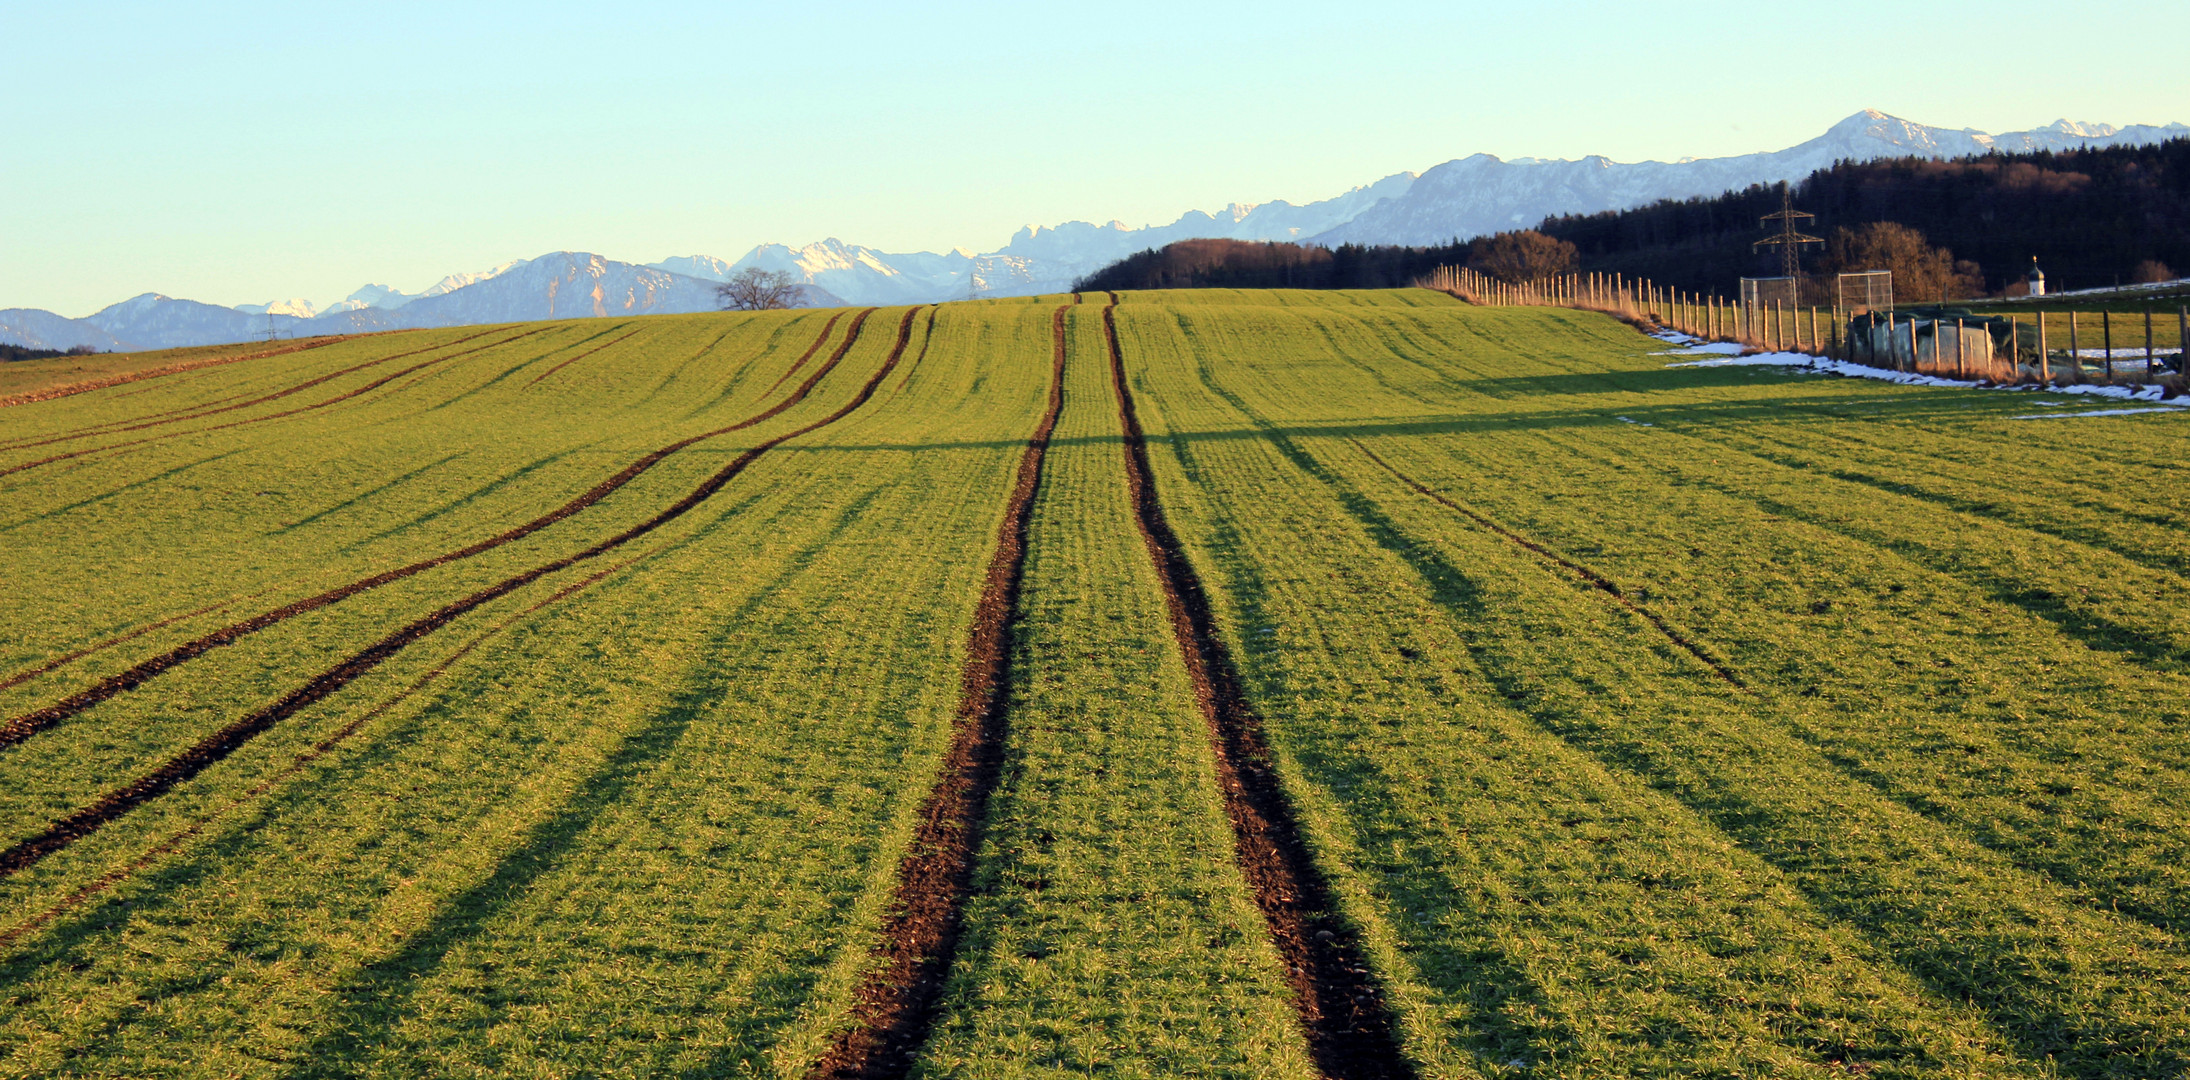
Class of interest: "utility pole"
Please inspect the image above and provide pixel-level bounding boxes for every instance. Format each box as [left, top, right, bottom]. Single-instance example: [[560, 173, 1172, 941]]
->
[[1755, 183, 1825, 301], [264, 311, 279, 343]]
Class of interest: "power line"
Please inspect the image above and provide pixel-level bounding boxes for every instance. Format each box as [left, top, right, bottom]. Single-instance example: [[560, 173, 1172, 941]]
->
[[1754, 183, 1825, 280]]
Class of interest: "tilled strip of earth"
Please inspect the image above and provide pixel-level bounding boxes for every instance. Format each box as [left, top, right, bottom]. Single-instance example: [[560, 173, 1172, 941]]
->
[[0, 308, 879, 750], [1100, 294, 1415, 1080], [808, 302, 1070, 1080], [0, 325, 564, 478], [0, 334, 367, 412], [0, 326, 514, 453], [0, 307, 923, 879], [0, 550, 645, 949]]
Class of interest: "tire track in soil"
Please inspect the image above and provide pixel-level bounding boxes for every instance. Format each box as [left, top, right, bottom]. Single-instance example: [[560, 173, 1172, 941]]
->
[[0, 327, 511, 452], [770, 312, 846, 393], [0, 591, 266, 695], [1343, 437, 1750, 692], [808, 305, 1061, 1080], [524, 325, 644, 387], [0, 308, 921, 879], [0, 335, 365, 411], [1099, 296, 1414, 1080], [0, 552, 645, 951], [0, 393, 250, 452], [0, 310, 879, 751], [0, 326, 561, 479]]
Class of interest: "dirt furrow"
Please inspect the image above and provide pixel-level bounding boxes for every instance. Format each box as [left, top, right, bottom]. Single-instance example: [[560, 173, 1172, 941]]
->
[[769, 312, 846, 393], [0, 310, 878, 751], [2, 326, 514, 453], [0, 326, 561, 480], [809, 305, 1064, 1080], [1099, 296, 1413, 1080], [0, 335, 364, 410], [0, 592, 261, 695], [1344, 437, 1750, 692], [525, 325, 644, 387], [0, 551, 643, 949], [0, 308, 921, 879]]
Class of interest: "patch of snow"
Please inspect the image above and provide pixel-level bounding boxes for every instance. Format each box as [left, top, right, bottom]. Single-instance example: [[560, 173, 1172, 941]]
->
[[2007, 406, 2190, 420], [1665, 347, 2184, 409]]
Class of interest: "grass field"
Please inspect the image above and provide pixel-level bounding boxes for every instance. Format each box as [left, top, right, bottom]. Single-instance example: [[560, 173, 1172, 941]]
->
[[1, 290, 2185, 1078]]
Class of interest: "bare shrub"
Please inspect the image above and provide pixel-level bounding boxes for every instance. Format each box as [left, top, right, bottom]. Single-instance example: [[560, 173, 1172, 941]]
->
[[716, 268, 801, 311]]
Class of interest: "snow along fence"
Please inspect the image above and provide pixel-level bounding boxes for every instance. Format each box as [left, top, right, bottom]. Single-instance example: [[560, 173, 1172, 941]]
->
[[1422, 264, 2188, 391]]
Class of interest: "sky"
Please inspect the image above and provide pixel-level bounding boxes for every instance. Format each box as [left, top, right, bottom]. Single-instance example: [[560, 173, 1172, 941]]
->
[[4, 0, 2185, 316]]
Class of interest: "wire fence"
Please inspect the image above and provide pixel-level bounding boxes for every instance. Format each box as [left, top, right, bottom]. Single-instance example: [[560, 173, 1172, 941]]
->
[[1417, 265, 2188, 388]]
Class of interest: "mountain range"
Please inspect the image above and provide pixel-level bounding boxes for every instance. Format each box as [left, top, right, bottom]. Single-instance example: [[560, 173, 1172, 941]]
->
[[6, 110, 2183, 352]]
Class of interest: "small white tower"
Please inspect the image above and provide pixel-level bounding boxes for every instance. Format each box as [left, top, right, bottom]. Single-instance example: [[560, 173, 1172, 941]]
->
[[2026, 257, 2046, 298]]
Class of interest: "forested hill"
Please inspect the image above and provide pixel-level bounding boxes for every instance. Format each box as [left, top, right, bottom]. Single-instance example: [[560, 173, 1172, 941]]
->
[[1540, 137, 2190, 295]]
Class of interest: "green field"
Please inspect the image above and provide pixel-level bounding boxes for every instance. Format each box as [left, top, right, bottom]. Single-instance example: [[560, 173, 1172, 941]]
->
[[2, 290, 2187, 1078]]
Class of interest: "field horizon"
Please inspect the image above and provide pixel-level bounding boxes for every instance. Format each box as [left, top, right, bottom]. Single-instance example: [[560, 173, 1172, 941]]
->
[[2, 290, 2186, 1078]]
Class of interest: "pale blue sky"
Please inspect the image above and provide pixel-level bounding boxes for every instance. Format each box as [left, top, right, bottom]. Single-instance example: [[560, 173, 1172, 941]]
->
[[4, 0, 2184, 315]]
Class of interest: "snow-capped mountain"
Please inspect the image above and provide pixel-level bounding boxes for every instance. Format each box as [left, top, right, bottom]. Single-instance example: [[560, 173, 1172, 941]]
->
[[1308, 110, 2190, 246], [83, 293, 302, 351], [8, 110, 2183, 352], [0, 308, 136, 352], [234, 298, 321, 318]]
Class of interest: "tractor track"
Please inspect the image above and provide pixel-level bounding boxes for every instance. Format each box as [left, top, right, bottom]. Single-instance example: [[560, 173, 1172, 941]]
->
[[0, 592, 263, 695], [769, 312, 847, 393], [0, 334, 366, 411], [1099, 295, 1414, 1080], [1, 326, 514, 453], [1343, 437, 1749, 692], [0, 326, 562, 479], [0, 310, 879, 751], [0, 308, 922, 879], [0, 551, 643, 950], [525, 325, 644, 387], [810, 305, 1064, 1080]]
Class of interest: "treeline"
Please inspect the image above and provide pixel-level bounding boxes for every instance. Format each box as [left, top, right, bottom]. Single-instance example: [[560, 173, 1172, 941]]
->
[[0, 344, 97, 363], [1073, 137, 2190, 298], [1073, 238, 1470, 292], [1540, 137, 2190, 295]]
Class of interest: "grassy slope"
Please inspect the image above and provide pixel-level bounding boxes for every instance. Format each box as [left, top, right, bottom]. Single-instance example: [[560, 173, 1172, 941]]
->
[[0, 303, 1039, 1076], [1115, 289, 2189, 1077], [1, 292, 2186, 1077], [912, 304, 1315, 1078]]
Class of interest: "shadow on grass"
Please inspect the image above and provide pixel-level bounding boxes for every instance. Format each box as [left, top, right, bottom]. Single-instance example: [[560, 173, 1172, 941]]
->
[[279, 484, 886, 1079]]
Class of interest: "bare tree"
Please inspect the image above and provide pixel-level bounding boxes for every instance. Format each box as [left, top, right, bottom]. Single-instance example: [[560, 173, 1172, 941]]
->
[[716, 267, 802, 311], [1818, 222, 1983, 302], [1466, 230, 1579, 284]]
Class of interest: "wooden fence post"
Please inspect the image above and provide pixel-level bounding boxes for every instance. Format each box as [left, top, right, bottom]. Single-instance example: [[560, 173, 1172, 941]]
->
[[2103, 310, 2113, 384], [2070, 311, 2080, 382], [1907, 314, 1920, 374], [2038, 311, 2049, 383], [2146, 308, 2156, 381]]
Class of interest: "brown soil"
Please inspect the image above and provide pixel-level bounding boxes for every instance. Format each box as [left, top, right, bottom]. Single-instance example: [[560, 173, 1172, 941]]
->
[[0, 309, 922, 879], [1099, 295, 1414, 1080], [1344, 437, 1748, 691], [0, 551, 639, 949], [808, 305, 1067, 1080], [0, 593, 259, 694], [3, 326, 514, 454], [0, 311, 876, 751], [525, 325, 645, 386], [0, 335, 365, 410], [769, 312, 846, 393], [0, 326, 562, 479]]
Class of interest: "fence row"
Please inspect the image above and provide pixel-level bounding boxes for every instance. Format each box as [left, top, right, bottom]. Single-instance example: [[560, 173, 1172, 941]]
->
[[1419, 265, 2189, 388]]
